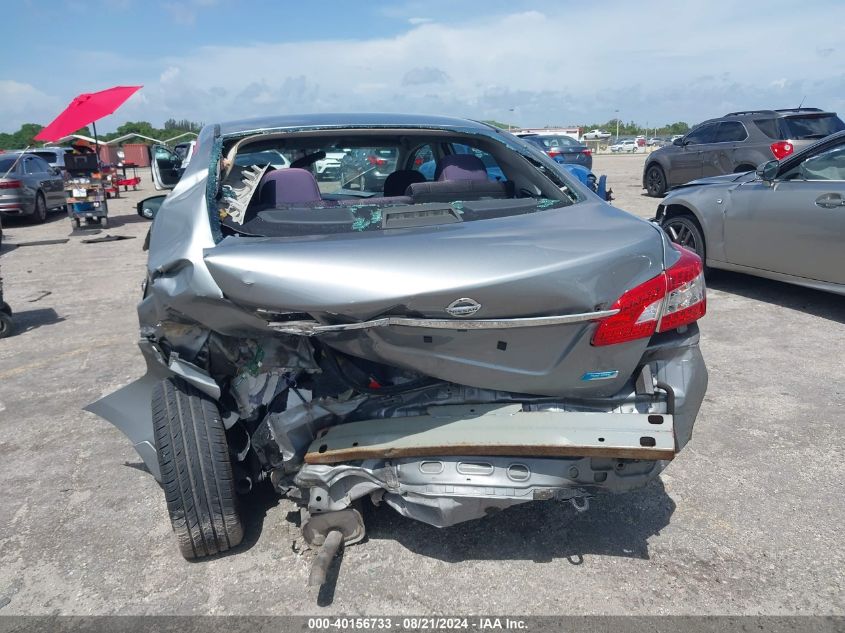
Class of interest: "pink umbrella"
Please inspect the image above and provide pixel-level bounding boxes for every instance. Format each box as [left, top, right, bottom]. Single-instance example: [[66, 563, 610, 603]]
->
[[34, 85, 142, 146]]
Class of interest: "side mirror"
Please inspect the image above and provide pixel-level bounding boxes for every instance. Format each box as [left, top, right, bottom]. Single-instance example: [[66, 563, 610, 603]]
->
[[756, 159, 779, 182], [672, 137, 685, 147], [138, 194, 167, 220]]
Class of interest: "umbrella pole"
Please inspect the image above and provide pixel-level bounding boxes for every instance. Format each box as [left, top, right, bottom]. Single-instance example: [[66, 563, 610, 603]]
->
[[92, 120, 101, 169]]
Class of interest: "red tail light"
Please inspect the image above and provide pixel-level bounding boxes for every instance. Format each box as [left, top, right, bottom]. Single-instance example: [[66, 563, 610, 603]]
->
[[367, 155, 387, 167], [546, 148, 562, 158], [592, 246, 706, 346], [582, 148, 592, 156], [770, 141, 794, 160], [0, 180, 21, 189]]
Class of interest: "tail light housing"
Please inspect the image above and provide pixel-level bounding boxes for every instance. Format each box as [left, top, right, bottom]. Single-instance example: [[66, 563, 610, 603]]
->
[[0, 180, 21, 189], [592, 245, 706, 346], [546, 148, 562, 158], [367, 155, 387, 167], [770, 141, 794, 160], [582, 148, 592, 157]]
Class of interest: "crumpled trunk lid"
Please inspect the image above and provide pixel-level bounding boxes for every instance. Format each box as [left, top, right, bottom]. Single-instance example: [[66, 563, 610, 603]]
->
[[204, 201, 665, 396]]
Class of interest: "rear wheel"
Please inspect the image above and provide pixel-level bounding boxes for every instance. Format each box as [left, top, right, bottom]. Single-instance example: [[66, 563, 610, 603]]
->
[[662, 214, 705, 263], [152, 377, 244, 559], [0, 312, 13, 338], [645, 164, 667, 197], [32, 192, 47, 223]]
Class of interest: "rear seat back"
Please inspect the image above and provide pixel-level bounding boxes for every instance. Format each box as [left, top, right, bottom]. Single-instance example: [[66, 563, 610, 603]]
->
[[407, 179, 513, 203]]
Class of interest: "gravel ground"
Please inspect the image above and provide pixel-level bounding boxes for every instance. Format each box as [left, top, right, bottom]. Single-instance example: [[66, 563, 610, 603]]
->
[[0, 157, 843, 615]]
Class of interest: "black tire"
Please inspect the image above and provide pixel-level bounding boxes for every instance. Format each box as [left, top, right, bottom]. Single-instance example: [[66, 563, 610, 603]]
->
[[0, 301, 10, 315], [645, 164, 667, 197], [32, 192, 47, 223], [734, 164, 755, 173], [72, 217, 81, 229], [0, 312, 13, 338], [152, 377, 243, 559], [661, 214, 706, 263]]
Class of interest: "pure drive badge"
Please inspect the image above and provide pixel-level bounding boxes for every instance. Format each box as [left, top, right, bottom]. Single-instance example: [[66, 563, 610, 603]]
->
[[445, 298, 482, 317], [581, 370, 619, 381]]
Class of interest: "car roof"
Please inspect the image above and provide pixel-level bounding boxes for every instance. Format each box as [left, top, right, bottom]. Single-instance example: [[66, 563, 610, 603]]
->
[[218, 112, 494, 136]]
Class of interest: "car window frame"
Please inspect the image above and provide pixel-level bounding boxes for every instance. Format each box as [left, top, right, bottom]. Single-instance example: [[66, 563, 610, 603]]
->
[[684, 123, 719, 145], [781, 143, 845, 182], [715, 121, 748, 143]]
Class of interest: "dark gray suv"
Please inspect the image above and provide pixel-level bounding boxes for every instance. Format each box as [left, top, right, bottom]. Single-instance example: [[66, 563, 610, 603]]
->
[[643, 108, 845, 196]]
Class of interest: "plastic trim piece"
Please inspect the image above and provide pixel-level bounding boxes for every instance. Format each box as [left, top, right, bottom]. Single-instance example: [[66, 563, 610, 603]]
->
[[268, 309, 620, 335]]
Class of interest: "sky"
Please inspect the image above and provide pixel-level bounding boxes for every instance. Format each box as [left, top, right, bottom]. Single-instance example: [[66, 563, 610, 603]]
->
[[2, 0, 844, 133]]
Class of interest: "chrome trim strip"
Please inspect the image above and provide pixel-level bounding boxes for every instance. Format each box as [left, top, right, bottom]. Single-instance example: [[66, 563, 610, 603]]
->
[[267, 309, 619, 335]]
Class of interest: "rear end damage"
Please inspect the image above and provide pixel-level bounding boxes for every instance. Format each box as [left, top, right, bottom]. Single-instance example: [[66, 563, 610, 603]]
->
[[87, 118, 708, 583]]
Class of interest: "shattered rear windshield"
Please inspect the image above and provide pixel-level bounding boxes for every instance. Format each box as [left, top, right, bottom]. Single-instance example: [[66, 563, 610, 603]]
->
[[214, 132, 575, 238]]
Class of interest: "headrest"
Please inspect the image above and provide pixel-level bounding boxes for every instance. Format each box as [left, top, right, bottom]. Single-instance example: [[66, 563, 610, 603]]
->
[[383, 169, 427, 196], [435, 154, 489, 181], [259, 168, 322, 205]]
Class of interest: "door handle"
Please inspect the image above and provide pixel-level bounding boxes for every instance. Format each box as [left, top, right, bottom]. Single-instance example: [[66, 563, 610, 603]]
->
[[815, 193, 845, 209]]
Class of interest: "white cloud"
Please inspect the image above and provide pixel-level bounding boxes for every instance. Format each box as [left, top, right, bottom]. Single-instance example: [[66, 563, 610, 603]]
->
[[4, 0, 845, 131], [159, 66, 181, 84], [0, 80, 62, 130]]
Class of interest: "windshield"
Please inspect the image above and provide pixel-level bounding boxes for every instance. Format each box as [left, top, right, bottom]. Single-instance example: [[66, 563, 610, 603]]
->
[[782, 114, 845, 139], [234, 150, 288, 168], [30, 151, 58, 163]]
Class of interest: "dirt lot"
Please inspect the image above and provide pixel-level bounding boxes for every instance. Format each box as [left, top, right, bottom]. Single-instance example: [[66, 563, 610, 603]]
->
[[0, 155, 843, 615]]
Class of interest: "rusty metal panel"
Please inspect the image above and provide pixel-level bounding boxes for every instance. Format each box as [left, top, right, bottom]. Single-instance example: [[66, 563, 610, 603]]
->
[[305, 404, 676, 464]]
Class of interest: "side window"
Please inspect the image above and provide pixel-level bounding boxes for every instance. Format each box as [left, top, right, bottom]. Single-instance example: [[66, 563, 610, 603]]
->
[[716, 122, 748, 143], [409, 144, 435, 179], [754, 118, 782, 140], [785, 145, 845, 181], [685, 123, 718, 145], [23, 157, 41, 174], [449, 144, 505, 181]]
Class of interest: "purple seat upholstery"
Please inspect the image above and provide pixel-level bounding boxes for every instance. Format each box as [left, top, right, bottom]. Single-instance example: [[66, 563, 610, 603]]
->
[[383, 169, 427, 196], [259, 168, 323, 205], [435, 154, 488, 181]]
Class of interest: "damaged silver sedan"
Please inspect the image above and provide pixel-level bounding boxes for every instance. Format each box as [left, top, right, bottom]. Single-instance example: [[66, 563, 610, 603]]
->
[[89, 114, 707, 569]]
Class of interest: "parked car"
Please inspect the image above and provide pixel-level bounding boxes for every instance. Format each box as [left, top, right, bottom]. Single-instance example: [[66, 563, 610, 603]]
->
[[0, 152, 66, 223], [655, 129, 845, 295], [643, 107, 845, 197], [515, 133, 593, 170], [582, 129, 611, 140], [338, 147, 398, 191], [314, 150, 346, 180], [88, 114, 707, 568], [25, 146, 72, 177], [173, 141, 197, 167], [610, 139, 639, 153]]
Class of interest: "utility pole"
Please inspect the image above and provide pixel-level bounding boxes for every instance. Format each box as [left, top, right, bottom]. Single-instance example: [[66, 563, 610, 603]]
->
[[615, 109, 620, 140]]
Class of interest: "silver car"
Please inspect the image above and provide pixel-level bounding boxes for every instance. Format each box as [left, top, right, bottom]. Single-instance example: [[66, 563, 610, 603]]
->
[[89, 114, 707, 570], [0, 152, 66, 223], [656, 130, 845, 295]]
